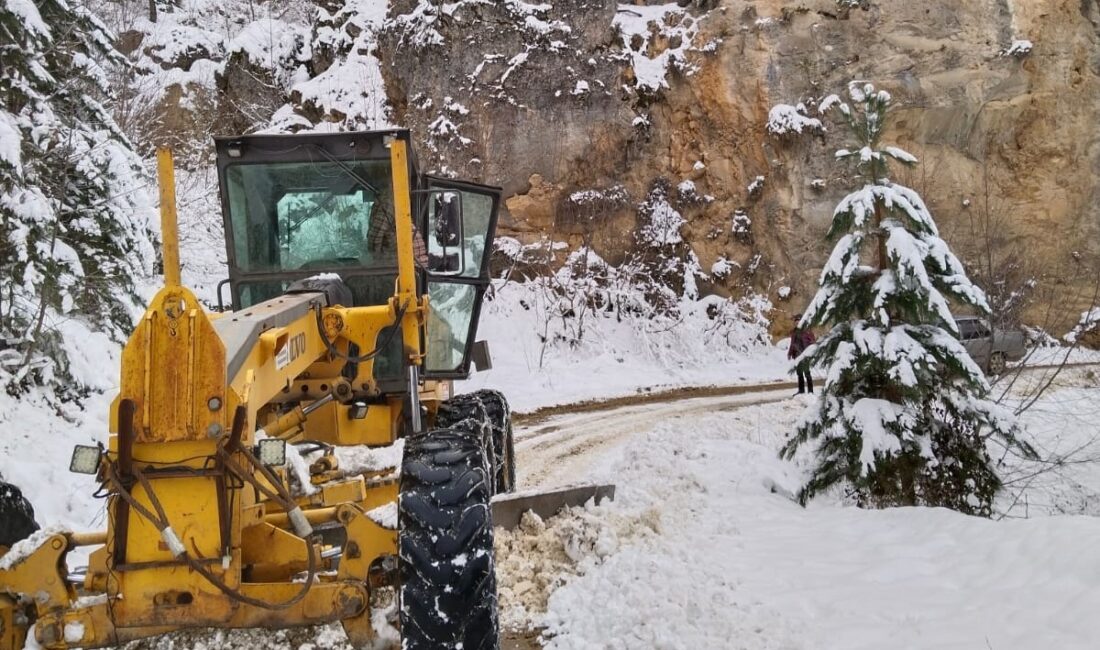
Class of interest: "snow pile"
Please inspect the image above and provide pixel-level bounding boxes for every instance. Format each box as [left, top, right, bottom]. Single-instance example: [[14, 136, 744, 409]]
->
[[527, 388, 1100, 648], [766, 102, 824, 136], [0, 389, 114, 540], [996, 368, 1100, 517], [327, 439, 404, 478], [495, 504, 660, 630]]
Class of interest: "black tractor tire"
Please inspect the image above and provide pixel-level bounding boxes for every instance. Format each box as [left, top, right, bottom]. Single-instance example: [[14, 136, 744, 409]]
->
[[437, 390, 516, 495], [0, 480, 39, 548], [399, 425, 498, 650]]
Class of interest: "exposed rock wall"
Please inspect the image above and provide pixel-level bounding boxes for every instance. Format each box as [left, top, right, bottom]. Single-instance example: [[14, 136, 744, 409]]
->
[[125, 0, 1100, 328], [376, 0, 1100, 328]]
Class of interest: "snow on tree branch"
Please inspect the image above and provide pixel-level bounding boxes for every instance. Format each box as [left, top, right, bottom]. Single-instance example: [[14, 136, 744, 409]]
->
[[783, 81, 1026, 516]]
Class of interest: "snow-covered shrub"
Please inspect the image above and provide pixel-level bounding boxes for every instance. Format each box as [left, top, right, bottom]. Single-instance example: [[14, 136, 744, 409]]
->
[[766, 103, 825, 138], [504, 245, 769, 367], [781, 82, 1033, 516], [638, 179, 686, 247], [747, 176, 765, 198], [567, 185, 630, 220], [698, 294, 773, 351], [711, 257, 736, 279], [559, 185, 631, 244], [1000, 39, 1033, 58], [1066, 308, 1100, 348], [731, 209, 752, 242], [676, 180, 705, 206], [0, 0, 155, 396]]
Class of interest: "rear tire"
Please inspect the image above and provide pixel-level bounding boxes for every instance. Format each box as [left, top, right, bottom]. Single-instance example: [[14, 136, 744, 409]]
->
[[399, 425, 498, 650], [0, 480, 38, 548], [437, 390, 516, 494], [988, 352, 1006, 376]]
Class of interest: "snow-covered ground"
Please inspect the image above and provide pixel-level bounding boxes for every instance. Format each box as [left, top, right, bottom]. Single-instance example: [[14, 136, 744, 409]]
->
[[496, 369, 1100, 649], [464, 281, 786, 412]]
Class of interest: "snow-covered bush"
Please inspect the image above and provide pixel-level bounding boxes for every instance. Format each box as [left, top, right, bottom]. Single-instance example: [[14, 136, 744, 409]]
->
[[766, 103, 824, 138], [1066, 307, 1100, 347], [638, 179, 687, 248], [493, 176, 768, 364], [731, 209, 752, 242], [676, 180, 704, 206], [711, 257, 736, 279], [747, 175, 765, 198], [1000, 39, 1033, 58], [780, 82, 1033, 516], [0, 0, 155, 396]]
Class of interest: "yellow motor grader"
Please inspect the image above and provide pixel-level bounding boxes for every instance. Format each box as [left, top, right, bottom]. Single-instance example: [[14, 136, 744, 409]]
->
[[0, 130, 515, 650]]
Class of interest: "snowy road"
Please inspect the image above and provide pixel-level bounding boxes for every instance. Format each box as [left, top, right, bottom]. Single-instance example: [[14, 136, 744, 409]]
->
[[499, 378, 1100, 650], [515, 388, 794, 489]]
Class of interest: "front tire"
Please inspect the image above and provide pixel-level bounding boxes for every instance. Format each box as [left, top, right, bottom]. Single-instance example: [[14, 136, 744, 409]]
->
[[437, 390, 516, 494], [399, 425, 498, 650]]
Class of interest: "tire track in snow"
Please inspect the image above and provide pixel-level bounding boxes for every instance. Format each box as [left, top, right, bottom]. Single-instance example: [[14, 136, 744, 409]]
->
[[515, 389, 795, 489]]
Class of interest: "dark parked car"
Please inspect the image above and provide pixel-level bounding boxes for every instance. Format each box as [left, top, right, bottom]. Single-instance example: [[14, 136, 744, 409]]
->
[[955, 317, 1026, 375]]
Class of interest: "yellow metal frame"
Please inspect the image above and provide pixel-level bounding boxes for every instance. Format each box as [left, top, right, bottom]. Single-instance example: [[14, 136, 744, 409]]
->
[[0, 143, 434, 649]]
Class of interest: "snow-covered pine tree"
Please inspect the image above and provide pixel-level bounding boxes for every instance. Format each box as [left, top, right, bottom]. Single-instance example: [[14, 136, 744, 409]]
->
[[780, 82, 1033, 516], [1, 0, 154, 395]]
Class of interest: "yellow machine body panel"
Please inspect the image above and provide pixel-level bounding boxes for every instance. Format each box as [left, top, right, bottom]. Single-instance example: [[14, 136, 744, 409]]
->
[[120, 286, 228, 444], [301, 398, 398, 447], [0, 131, 505, 650]]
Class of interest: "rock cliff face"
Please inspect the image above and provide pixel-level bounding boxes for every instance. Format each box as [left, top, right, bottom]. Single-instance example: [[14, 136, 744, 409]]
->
[[119, 0, 1100, 329], [374, 0, 1100, 328]]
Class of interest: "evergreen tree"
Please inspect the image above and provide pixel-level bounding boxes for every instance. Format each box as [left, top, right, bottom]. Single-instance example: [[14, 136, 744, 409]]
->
[[1, 0, 155, 394], [780, 82, 1034, 516]]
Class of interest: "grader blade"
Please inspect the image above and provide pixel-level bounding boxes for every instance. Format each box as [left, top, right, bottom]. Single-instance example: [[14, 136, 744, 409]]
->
[[491, 484, 616, 530]]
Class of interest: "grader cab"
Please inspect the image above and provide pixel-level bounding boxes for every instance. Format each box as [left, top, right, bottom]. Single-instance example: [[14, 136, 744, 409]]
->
[[0, 130, 514, 650]]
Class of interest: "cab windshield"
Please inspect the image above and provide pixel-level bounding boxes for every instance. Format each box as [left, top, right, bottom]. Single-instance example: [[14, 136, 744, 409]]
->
[[224, 160, 397, 273]]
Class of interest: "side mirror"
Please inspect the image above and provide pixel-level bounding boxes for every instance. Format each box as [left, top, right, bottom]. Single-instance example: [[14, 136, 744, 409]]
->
[[426, 190, 464, 276]]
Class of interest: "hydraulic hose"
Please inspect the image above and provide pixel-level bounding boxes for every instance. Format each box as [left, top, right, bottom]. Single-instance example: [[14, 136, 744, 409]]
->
[[314, 299, 409, 364], [104, 462, 319, 611]]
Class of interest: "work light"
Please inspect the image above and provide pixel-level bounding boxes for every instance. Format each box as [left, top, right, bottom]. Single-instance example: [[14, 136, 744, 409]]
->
[[255, 439, 287, 467], [69, 445, 102, 475]]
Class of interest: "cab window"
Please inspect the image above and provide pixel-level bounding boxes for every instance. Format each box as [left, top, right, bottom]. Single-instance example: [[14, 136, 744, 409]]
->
[[225, 160, 398, 273]]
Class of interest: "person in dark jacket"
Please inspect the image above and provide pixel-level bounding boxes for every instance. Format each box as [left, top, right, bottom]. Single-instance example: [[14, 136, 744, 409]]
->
[[788, 315, 816, 395]]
